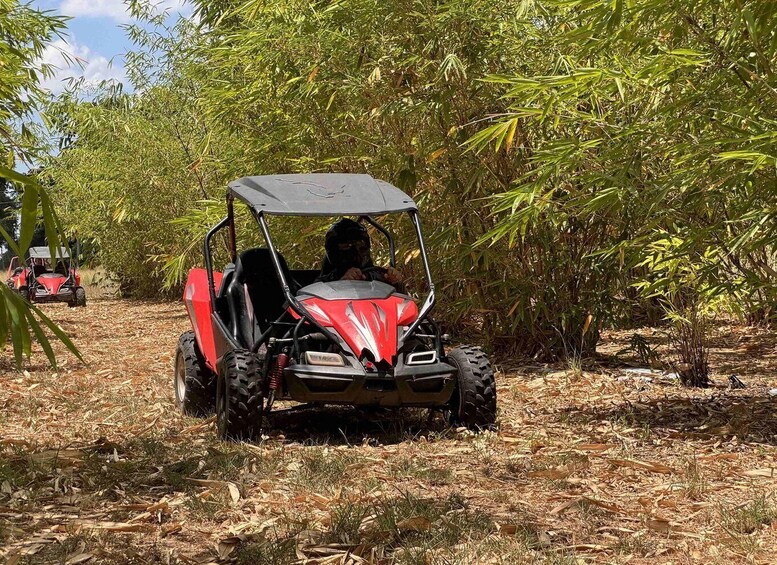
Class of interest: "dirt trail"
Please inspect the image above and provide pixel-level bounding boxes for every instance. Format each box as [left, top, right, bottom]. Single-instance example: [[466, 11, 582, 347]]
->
[[1, 298, 777, 564]]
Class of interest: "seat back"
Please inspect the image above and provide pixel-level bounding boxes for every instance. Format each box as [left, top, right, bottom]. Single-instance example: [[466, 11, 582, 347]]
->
[[225, 248, 297, 347]]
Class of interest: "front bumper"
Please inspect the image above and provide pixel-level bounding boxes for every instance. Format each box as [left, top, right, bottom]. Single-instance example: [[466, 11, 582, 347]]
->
[[31, 287, 74, 303], [284, 359, 457, 406]]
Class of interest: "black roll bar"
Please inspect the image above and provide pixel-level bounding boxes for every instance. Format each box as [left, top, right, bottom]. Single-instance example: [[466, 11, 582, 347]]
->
[[360, 215, 396, 267], [226, 194, 237, 263], [398, 210, 436, 346], [204, 215, 229, 309], [206, 203, 438, 353]]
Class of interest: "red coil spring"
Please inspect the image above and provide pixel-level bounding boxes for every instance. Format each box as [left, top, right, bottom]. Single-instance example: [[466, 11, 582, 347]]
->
[[269, 353, 289, 391]]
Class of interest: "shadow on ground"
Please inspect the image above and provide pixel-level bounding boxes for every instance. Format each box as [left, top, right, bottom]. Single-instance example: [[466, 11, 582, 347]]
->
[[564, 391, 777, 445], [267, 405, 450, 446]]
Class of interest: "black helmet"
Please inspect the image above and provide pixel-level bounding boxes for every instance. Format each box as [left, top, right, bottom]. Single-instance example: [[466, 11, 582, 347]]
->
[[324, 218, 371, 270]]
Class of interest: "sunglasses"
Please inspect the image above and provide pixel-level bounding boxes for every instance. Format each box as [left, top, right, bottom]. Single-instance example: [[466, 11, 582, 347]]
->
[[337, 240, 369, 252]]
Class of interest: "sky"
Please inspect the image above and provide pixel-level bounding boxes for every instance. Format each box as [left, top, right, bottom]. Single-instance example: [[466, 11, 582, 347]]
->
[[31, 0, 192, 94]]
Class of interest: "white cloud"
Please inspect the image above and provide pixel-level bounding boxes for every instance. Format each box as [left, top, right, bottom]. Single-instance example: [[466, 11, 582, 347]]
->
[[58, 0, 192, 23], [59, 0, 132, 22], [37, 38, 127, 94]]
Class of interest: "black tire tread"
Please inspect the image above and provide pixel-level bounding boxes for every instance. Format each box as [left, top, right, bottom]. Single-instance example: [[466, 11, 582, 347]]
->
[[447, 345, 497, 431], [217, 349, 263, 441], [75, 287, 86, 307], [175, 331, 216, 416]]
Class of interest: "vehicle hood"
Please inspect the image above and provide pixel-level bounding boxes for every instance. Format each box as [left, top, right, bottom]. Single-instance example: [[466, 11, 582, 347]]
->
[[297, 291, 418, 366], [36, 274, 68, 294]]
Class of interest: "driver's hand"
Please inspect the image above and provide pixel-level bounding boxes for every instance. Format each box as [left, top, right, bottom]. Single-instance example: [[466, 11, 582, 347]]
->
[[384, 266, 403, 285], [342, 267, 366, 281]]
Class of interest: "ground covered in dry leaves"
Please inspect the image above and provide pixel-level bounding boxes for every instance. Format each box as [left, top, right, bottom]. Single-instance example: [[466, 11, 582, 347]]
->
[[1, 297, 776, 564]]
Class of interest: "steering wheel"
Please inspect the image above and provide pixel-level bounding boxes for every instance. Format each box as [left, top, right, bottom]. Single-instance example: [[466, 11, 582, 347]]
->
[[361, 266, 387, 281]]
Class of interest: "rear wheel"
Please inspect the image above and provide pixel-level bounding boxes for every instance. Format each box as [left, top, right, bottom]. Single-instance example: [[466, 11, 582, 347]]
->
[[174, 331, 216, 416], [446, 345, 497, 431], [216, 349, 263, 441]]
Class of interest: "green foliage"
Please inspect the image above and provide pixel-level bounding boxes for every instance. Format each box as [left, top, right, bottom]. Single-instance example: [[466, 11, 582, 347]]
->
[[474, 0, 777, 332], [188, 0, 593, 354], [0, 0, 80, 367], [43, 0, 777, 362], [44, 15, 240, 296]]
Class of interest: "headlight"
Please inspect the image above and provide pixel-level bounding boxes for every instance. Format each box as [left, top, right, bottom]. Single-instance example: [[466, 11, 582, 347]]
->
[[304, 351, 345, 366], [406, 351, 437, 365]]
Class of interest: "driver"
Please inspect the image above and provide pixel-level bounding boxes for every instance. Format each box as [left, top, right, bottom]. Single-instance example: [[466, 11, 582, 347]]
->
[[316, 218, 405, 291]]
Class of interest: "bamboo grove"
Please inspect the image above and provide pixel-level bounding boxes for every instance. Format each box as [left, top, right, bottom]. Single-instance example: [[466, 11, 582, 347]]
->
[[5, 0, 776, 380]]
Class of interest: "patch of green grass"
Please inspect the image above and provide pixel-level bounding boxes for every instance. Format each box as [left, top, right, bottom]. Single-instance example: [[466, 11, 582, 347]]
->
[[136, 437, 170, 460], [389, 457, 453, 485], [0, 451, 77, 505], [573, 499, 610, 537], [207, 449, 250, 479], [160, 457, 203, 490], [371, 491, 493, 548], [528, 451, 590, 489], [503, 456, 528, 477], [0, 457, 25, 487], [183, 490, 232, 521], [79, 453, 149, 495], [206, 445, 285, 482], [613, 532, 655, 558], [12, 531, 167, 564], [11, 534, 88, 565], [681, 457, 707, 500], [565, 354, 584, 380], [291, 448, 360, 493], [719, 494, 777, 535], [421, 537, 577, 565], [323, 501, 373, 545], [235, 536, 298, 565], [234, 511, 314, 565], [237, 491, 502, 564], [716, 494, 777, 558], [494, 506, 546, 551], [542, 552, 582, 565]]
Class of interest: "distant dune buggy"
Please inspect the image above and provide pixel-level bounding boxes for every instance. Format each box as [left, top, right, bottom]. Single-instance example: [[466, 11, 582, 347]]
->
[[175, 174, 496, 440], [6, 247, 86, 307], [6, 256, 23, 290]]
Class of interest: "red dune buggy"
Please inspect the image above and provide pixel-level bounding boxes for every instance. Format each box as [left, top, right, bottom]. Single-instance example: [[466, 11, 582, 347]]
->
[[5, 256, 23, 290], [175, 174, 496, 440], [7, 247, 86, 307]]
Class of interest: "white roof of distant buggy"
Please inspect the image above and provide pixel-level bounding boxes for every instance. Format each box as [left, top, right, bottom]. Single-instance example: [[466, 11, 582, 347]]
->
[[28, 246, 70, 259]]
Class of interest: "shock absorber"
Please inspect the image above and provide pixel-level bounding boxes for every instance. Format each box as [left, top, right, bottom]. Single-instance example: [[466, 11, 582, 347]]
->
[[269, 351, 289, 392], [265, 350, 289, 413]]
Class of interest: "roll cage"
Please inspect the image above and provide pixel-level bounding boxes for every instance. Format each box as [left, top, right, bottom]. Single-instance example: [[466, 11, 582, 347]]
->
[[203, 175, 441, 363], [26, 246, 78, 282]]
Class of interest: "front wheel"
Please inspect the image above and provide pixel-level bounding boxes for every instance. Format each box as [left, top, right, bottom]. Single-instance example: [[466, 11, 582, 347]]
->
[[446, 346, 497, 431], [68, 287, 86, 308], [216, 349, 263, 441]]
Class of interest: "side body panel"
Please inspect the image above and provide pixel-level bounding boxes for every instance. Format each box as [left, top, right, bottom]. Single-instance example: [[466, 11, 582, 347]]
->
[[183, 268, 223, 371], [13, 269, 28, 289], [5, 257, 18, 280], [10, 272, 24, 289]]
